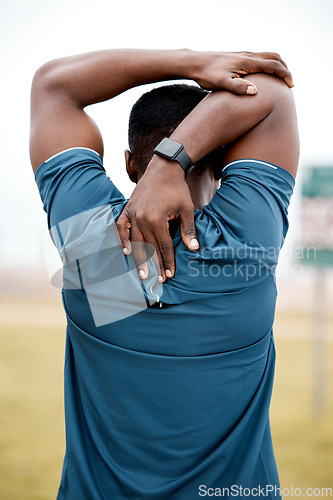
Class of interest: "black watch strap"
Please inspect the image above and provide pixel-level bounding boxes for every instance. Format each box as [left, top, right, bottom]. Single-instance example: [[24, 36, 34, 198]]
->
[[153, 138, 193, 177]]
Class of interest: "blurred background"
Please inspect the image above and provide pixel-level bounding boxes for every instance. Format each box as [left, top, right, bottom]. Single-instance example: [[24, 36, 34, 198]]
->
[[0, 0, 332, 498]]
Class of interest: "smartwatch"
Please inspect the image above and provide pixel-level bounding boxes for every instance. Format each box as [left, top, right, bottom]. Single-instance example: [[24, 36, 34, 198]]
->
[[153, 138, 193, 177]]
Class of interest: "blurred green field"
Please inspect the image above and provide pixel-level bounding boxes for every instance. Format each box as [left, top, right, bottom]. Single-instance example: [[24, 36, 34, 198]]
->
[[0, 297, 332, 500]]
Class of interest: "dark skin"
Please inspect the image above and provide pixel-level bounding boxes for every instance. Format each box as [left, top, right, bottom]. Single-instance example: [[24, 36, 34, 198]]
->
[[30, 49, 298, 281], [119, 74, 299, 280]]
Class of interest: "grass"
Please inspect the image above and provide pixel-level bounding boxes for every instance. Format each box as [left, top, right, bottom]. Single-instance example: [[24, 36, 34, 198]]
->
[[0, 297, 332, 499], [272, 338, 333, 490], [0, 323, 65, 500]]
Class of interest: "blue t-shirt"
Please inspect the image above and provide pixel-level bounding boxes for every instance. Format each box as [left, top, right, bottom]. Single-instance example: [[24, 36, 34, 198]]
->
[[35, 147, 294, 500]]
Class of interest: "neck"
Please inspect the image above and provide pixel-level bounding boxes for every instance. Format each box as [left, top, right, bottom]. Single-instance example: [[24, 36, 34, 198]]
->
[[185, 166, 219, 209], [135, 163, 219, 210]]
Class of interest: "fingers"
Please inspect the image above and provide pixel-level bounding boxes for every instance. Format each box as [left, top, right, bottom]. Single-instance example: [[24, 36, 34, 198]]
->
[[130, 222, 150, 280], [117, 211, 150, 280], [136, 228, 165, 283], [255, 51, 288, 69], [137, 225, 174, 281], [158, 222, 176, 279], [120, 217, 165, 283], [147, 220, 175, 279], [180, 210, 199, 251], [116, 213, 132, 255], [118, 211, 175, 282], [236, 52, 293, 88], [243, 52, 288, 69], [117, 206, 195, 282], [248, 57, 294, 88]]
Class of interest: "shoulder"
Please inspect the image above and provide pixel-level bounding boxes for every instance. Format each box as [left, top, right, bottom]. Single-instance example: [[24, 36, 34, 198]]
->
[[223, 74, 299, 178], [35, 147, 126, 227]]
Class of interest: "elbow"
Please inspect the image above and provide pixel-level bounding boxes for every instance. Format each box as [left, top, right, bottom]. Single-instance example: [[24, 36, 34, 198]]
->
[[248, 72, 295, 112], [31, 58, 64, 94]]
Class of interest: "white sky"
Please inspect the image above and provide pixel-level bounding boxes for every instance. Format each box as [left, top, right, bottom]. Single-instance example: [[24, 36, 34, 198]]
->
[[0, 0, 332, 270]]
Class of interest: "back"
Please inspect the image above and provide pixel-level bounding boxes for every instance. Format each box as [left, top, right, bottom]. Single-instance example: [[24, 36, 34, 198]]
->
[[35, 148, 294, 500]]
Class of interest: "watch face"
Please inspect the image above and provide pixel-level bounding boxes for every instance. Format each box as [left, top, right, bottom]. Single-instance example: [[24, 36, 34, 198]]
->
[[156, 138, 183, 158]]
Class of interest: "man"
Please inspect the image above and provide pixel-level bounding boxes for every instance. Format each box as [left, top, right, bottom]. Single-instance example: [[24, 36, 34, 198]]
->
[[30, 49, 299, 499]]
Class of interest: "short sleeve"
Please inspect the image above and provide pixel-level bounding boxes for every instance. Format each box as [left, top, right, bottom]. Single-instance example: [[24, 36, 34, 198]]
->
[[34, 148, 162, 322], [204, 159, 295, 259], [34, 147, 126, 228]]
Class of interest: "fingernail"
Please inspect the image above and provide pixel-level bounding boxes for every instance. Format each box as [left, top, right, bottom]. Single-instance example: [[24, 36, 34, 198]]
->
[[123, 247, 130, 255], [284, 76, 294, 88], [166, 269, 173, 278], [139, 269, 146, 279], [190, 238, 199, 249], [157, 275, 164, 283], [246, 86, 256, 95]]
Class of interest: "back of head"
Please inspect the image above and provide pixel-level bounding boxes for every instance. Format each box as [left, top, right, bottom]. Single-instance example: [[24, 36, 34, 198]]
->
[[128, 84, 210, 175]]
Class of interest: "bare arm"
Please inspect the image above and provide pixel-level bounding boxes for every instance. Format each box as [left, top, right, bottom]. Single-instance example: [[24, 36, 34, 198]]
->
[[167, 73, 299, 177], [117, 73, 299, 279], [30, 48, 294, 281], [30, 48, 293, 171], [30, 49, 197, 170]]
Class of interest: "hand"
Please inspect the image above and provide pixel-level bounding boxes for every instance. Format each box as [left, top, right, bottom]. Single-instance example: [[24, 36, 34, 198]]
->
[[191, 50, 293, 94], [116, 157, 199, 282]]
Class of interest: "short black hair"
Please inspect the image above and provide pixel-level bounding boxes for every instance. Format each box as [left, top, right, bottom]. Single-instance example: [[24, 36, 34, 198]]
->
[[128, 84, 223, 177]]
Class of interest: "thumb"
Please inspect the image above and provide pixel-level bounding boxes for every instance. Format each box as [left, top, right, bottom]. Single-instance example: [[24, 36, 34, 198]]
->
[[180, 210, 199, 251], [222, 76, 257, 95]]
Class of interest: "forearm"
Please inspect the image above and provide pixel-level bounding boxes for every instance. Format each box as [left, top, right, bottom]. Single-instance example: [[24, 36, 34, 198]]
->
[[36, 48, 198, 107], [158, 76, 274, 167], [115, 59, 295, 280]]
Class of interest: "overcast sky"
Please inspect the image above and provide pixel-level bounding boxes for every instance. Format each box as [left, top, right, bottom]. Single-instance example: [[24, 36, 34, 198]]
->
[[0, 0, 332, 271]]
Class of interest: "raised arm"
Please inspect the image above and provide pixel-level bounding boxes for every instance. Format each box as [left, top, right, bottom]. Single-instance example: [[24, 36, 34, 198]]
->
[[117, 72, 299, 280], [30, 48, 294, 282], [165, 73, 299, 176], [30, 48, 293, 171]]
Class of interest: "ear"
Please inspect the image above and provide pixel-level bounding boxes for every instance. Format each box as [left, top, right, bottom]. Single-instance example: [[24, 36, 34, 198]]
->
[[125, 149, 138, 183]]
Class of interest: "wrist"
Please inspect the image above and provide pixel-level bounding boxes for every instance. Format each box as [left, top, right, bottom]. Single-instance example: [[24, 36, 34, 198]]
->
[[171, 48, 201, 81], [153, 138, 193, 177], [179, 49, 215, 83], [146, 155, 186, 180]]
